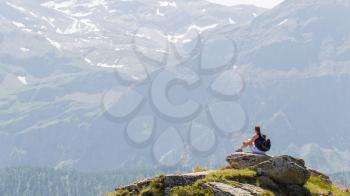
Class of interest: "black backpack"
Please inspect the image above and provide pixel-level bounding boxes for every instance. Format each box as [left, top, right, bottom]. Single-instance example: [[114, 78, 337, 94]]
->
[[255, 135, 271, 152]]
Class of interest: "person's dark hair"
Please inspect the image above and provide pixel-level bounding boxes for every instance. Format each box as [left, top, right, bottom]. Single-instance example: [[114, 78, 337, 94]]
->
[[255, 126, 261, 136]]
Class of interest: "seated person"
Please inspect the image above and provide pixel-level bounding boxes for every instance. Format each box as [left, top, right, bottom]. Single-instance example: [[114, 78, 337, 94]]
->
[[235, 126, 269, 154]]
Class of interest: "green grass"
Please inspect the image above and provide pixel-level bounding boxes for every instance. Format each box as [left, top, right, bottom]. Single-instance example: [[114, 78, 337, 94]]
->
[[305, 176, 350, 196], [105, 189, 130, 196], [261, 190, 274, 196], [199, 169, 258, 188], [139, 175, 165, 196], [106, 175, 166, 196], [192, 166, 209, 173], [203, 169, 257, 184]]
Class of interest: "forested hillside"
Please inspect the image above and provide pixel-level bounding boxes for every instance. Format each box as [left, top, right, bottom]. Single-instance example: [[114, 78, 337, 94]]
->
[[331, 172, 350, 188], [0, 167, 175, 196]]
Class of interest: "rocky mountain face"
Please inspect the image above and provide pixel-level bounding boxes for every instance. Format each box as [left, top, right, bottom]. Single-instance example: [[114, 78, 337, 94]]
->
[[0, 0, 349, 175], [108, 153, 349, 195], [0, 0, 264, 170], [221, 0, 350, 173]]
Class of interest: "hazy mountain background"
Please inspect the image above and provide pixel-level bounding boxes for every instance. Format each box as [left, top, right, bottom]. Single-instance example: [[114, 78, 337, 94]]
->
[[0, 0, 349, 194]]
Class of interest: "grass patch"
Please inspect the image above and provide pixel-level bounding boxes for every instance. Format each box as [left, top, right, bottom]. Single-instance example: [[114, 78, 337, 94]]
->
[[139, 175, 165, 196], [305, 176, 350, 196], [192, 166, 209, 173], [261, 190, 275, 196], [105, 189, 130, 196], [203, 169, 257, 185], [106, 175, 165, 196]]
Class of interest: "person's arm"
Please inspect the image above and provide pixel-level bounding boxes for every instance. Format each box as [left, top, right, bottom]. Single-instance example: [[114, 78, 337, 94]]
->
[[248, 134, 259, 144]]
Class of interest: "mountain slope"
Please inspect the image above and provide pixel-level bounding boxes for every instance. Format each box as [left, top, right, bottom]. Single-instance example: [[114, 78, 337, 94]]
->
[[0, 0, 349, 174], [0, 0, 266, 171]]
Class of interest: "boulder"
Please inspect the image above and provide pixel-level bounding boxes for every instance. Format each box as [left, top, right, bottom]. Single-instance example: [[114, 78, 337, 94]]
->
[[203, 182, 264, 196], [226, 152, 272, 169], [164, 171, 213, 188], [251, 155, 311, 185], [285, 184, 311, 196], [257, 176, 280, 191]]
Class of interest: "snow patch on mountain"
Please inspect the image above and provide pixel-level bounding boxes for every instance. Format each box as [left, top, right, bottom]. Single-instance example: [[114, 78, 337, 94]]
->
[[188, 24, 218, 33], [12, 21, 26, 28], [55, 18, 99, 34], [84, 57, 93, 65], [96, 63, 122, 68], [16, 76, 28, 85], [20, 47, 30, 52], [159, 1, 177, 7], [46, 37, 61, 49], [278, 18, 288, 26], [41, 0, 108, 16], [6, 2, 26, 12], [156, 8, 165, 16], [229, 17, 236, 24]]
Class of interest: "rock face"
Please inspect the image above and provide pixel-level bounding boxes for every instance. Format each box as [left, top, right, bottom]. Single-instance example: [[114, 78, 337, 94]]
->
[[226, 152, 272, 169], [226, 153, 310, 186], [164, 171, 213, 188], [203, 182, 264, 196], [251, 155, 310, 185]]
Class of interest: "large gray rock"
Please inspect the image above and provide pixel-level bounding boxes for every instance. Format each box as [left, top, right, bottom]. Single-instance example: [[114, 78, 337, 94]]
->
[[257, 176, 280, 191], [203, 182, 264, 196], [251, 155, 311, 185], [164, 171, 213, 188], [226, 152, 272, 169], [285, 184, 311, 196]]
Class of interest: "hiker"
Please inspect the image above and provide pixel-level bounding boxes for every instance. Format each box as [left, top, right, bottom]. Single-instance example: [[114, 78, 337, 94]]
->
[[235, 126, 271, 154]]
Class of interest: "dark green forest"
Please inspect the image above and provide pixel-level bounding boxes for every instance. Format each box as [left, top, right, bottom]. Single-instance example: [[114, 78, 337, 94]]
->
[[331, 172, 350, 188], [0, 167, 187, 196]]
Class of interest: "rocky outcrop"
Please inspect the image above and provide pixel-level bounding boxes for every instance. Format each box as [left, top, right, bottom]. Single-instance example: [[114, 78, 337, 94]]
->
[[251, 155, 310, 185], [226, 153, 310, 185], [164, 171, 213, 188], [109, 153, 347, 196]]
